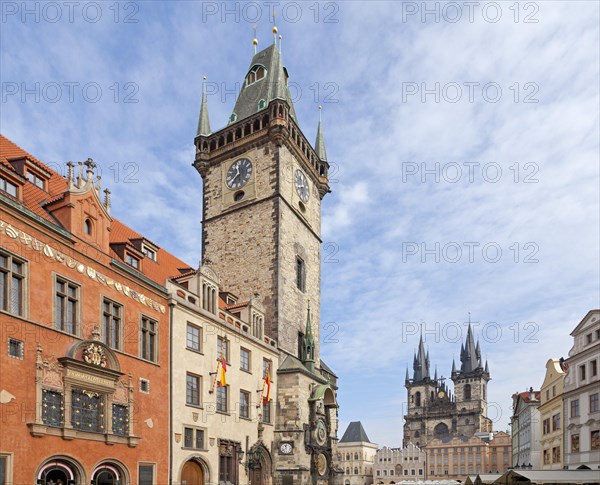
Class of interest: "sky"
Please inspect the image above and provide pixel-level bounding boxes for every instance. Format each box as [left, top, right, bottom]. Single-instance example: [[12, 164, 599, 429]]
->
[[1, 1, 599, 447]]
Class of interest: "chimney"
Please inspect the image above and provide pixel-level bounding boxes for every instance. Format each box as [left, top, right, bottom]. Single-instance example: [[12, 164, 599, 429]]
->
[[528, 387, 535, 401]]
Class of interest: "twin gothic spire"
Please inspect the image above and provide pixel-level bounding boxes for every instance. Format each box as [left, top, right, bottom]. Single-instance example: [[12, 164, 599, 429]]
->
[[408, 323, 489, 385]]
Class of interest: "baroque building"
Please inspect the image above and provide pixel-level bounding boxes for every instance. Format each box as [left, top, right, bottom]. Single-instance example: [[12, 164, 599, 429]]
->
[[539, 358, 566, 470], [193, 30, 340, 485], [510, 388, 541, 469], [563, 309, 600, 470], [337, 422, 377, 485], [403, 325, 492, 448]]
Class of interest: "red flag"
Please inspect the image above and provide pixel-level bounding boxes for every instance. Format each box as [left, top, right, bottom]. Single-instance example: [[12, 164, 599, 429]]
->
[[263, 371, 271, 403]]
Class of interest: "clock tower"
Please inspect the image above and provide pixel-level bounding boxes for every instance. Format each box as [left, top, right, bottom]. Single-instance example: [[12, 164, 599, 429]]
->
[[193, 31, 340, 485]]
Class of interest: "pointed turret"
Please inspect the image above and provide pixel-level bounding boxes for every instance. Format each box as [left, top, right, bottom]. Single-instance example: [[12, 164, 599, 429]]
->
[[460, 323, 480, 373], [405, 366, 410, 385], [485, 360, 489, 374], [452, 358, 457, 375], [302, 303, 315, 373], [412, 334, 430, 382], [196, 76, 211, 137], [314, 106, 327, 162]]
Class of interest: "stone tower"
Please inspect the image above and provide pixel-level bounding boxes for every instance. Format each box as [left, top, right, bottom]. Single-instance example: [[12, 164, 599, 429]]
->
[[193, 40, 329, 360], [193, 34, 340, 485], [403, 326, 492, 448]]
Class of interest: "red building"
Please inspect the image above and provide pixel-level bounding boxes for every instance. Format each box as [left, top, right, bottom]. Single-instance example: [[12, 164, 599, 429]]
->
[[0, 135, 190, 485]]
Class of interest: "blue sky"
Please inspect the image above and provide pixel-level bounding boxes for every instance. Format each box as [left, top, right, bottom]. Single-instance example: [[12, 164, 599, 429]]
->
[[2, 1, 599, 446]]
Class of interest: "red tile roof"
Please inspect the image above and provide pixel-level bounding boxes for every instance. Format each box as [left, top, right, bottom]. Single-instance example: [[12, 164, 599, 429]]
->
[[0, 134, 192, 286]]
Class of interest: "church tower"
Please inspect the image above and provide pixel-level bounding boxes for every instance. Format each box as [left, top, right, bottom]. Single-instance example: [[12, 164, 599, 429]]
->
[[193, 30, 340, 485], [451, 324, 492, 435]]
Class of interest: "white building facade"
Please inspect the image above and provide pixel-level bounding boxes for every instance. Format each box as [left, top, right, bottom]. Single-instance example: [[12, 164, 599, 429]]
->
[[373, 444, 425, 483], [563, 309, 600, 470], [510, 388, 541, 469]]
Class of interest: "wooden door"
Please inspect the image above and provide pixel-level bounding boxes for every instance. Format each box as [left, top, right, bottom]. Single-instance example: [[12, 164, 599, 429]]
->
[[181, 461, 204, 485], [250, 463, 263, 485]]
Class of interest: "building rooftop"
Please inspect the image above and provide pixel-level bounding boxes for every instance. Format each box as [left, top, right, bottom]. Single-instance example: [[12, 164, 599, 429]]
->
[[339, 421, 372, 444]]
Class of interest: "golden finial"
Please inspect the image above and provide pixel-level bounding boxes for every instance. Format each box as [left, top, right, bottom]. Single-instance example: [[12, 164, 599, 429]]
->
[[272, 11, 278, 44], [252, 24, 258, 53]]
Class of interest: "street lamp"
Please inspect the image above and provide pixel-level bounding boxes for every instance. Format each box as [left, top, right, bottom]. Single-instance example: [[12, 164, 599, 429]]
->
[[237, 448, 245, 464]]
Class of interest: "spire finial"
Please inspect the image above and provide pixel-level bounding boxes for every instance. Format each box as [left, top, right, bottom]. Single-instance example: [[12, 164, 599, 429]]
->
[[272, 11, 278, 44], [197, 75, 212, 137], [252, 24, 258, 54]]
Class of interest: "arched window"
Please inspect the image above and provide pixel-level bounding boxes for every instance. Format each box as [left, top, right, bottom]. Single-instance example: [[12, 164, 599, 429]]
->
[[434, 422, 449, 439], [354, 453, 359, 460], [354, 467, 358, 475], [245, 65, 267, 87], [84, 218, 92, 236], [465, 384, 472, 401], [415, 392, 421, 407]]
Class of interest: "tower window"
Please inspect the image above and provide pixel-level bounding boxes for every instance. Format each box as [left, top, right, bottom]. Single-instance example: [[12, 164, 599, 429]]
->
[[464, 384, 471, 400], [296, 256, 306, 292], [245, 65, 266, 87], [415, 392, 421, 407], [258, 99, 267, 110]]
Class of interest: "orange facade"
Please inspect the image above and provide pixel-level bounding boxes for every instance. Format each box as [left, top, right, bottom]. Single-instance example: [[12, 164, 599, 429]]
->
[[0, 135, 189, 485]]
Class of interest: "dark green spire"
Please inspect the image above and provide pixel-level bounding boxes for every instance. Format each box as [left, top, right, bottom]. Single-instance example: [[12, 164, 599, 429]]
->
[[302, 302, 315, 373], [231, 43, 297, 124], [315, 106, 327, 161], [196, 76, 211, 137]]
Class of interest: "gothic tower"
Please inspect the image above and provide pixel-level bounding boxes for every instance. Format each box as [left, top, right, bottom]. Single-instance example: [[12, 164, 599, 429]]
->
[[193, 36, 329, 361], [451, 324, 492, 435], [193, 32, 340, 485]]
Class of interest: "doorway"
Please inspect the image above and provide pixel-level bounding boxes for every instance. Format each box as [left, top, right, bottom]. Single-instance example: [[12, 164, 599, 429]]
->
[[181, 460, 204, 485]]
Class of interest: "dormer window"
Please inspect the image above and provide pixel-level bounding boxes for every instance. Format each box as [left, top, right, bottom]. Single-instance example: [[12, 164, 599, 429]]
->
[[258, 99, 267, 110], [26, 170, 45, 190], [142, 246, 156, 261], [0, 176, 18, 198], [125, 253, 139, 269], [245, 65, 266, 87], [229, 113, 237, 124]]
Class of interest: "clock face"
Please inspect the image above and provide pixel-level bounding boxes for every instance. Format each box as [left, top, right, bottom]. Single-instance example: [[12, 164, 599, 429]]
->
[[279, 442, 293, 454], [315, 419, 327, 446], [294, 169, 309, 203], [438, 390, 446, 399], [316, 453, 328, 476], [226, 158, 252, 189]]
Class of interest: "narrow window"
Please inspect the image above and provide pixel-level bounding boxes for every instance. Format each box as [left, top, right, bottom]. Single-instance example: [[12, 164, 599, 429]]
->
[[112, 404, 128, 436], [217, 385, 228, 413], [0, 251, 25, 316], [42, 389, 63, 426], [102, 299, 122, 350], [140, 316, 157, 362], [296, 256, 306, 292], [84, 219, 92, 236], [55, 277, 79, 335], [239, 390, 250, 418], [464, 384, 472, 400], [240, 348, 250, 372], [186, 373, 201, 406]]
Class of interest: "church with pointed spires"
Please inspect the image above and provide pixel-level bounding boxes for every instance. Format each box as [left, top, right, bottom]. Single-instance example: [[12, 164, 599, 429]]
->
[[403, 324, 492, 448]]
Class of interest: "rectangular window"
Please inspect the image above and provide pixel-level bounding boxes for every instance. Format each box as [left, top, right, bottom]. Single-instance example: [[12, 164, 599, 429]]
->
[[591, 393, 599, 413], [71, 389, 102, 432], [42, 389, 63, 426], [240, 348, 250, 372], [102, 299, 122, 350], [217, 385, 228, 413], [543, 449, 550, 465], [263, 358, 272, 378], [217, 336, 229, 361], [125, 253, 139, 269], [543, 418, 550, 435], [219, 443, 238, 483], [183, 427, 204, 449], [552, 446, 560, 463], [545, 389, 550, 400], [552, 413, 560, 431], [591, 430, 600, 450], [0, 454, 11, 485], [186, 373, 201, 407], [552, 385, 556, 397], [571, 434, 580, 453], [140, 316, 157, 362], [112, 403, 128, 436], [571, 399, 580, 417], [262, 400, 271, 423], [138, 464, 154, 485], [240, 390, 250, 418], [296, 256, 306, 292], [586, 333, 593, 344], [186, 323, 202, 352], [26, 171, 45, 189], [0, 251, 25, 316], [140, 378, 150, 394], [55, 277, 79, 335], [0, 176, 18, 197], [580, 364, 586, 381], [591, 360, 598, 377], [142, 246, 156, 261], [7, 338, 23, 359]]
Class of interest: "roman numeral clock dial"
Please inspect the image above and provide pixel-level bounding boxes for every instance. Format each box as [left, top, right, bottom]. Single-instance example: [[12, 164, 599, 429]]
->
[[295, 169, 309, 203], [226, 158, 252, 189]]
